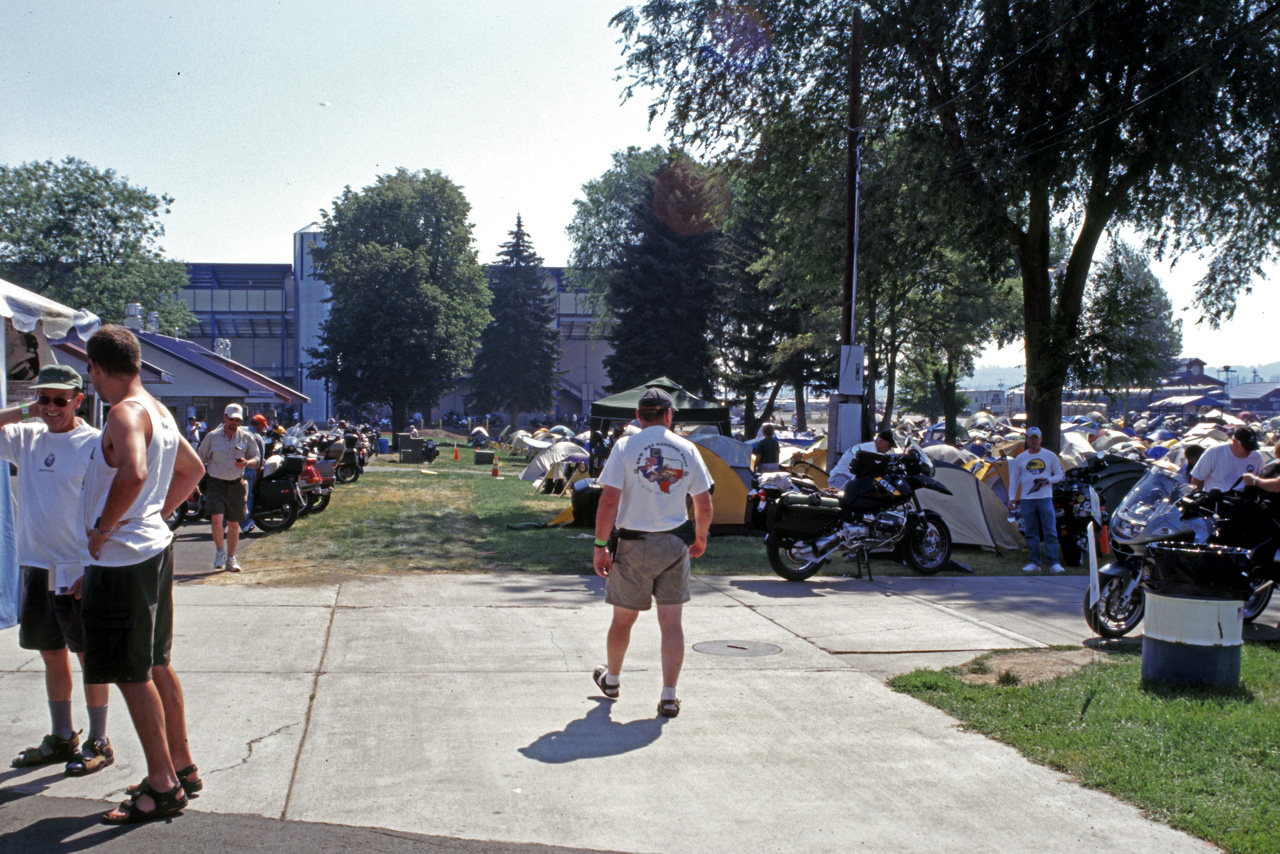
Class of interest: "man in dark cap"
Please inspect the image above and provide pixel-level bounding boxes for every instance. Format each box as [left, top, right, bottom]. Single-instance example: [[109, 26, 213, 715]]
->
[[827, 429, 896, 492], [1191, 427, 1263, 493], [591, 387, 714, 718]]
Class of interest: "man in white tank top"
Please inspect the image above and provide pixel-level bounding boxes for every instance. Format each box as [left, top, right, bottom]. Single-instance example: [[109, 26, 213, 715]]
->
[[80, 326, 206, 825]]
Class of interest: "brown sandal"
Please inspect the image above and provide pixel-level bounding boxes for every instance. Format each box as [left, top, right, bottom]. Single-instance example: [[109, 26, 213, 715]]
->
[[12, 732, 80, 768], [65, 737, 114, 776], [126, 764, 202, 798]]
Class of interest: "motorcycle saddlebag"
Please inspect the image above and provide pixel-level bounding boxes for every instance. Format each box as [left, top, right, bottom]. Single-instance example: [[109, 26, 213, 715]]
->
[[255, 478, 294, 510], [767, 491, 843, 536], [280, 455, 306, 477]]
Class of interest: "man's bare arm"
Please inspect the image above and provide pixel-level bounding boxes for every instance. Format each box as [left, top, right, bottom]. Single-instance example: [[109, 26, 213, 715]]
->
[[689, 490, 713, 558], [162, 437, 205, 518], [593, 486, 621, 578]]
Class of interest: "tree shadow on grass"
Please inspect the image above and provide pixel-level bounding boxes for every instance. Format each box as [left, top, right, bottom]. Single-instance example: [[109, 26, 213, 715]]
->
[[519, 699, 669, 764]]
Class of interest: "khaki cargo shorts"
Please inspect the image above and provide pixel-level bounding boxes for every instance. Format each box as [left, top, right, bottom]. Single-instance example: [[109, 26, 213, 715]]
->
[[605, 533, 690, 610]]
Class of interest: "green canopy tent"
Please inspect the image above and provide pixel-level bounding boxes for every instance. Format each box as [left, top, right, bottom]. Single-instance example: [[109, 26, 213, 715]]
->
[[589, 376, 731, 437]]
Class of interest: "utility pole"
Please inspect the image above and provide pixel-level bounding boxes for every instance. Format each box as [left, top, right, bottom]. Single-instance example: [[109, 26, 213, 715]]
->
[[830, 5, 865, 460]]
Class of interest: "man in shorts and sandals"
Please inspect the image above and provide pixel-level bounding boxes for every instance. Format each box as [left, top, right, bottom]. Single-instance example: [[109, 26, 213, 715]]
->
[[592, 388, 713, 718], [79, 325, 206, 824], [196, 403, 259, 572], [4, 365, 114, 776]]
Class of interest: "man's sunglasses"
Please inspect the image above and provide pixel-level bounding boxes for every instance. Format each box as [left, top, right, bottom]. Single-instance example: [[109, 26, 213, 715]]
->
[[36, 395, 77, 407]]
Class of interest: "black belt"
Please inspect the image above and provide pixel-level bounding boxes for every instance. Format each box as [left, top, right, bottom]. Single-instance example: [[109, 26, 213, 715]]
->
[[211, 476, 245, 484], [617, 520, 696, 545]]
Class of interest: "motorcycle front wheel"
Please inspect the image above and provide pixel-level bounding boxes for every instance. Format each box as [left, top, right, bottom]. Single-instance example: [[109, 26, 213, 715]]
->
[[766, 541, 827, 582], [254, 502, 299, 533], [904, 518, 951, 574], [1241, 577, 1274, 623], [1083, 574, 1144, 638]]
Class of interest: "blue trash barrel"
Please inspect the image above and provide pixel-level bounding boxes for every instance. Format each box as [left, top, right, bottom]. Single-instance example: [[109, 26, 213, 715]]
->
[[1139, 544, 1251, 687], [378, 437, 389, 454]]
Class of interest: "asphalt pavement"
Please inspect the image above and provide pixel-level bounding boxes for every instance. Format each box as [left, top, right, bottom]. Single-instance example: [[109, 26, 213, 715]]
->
[[5, 542, 1276, 853]]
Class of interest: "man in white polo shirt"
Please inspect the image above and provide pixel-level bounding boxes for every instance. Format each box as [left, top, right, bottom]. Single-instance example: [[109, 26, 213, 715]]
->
[[196, 404, 259, 572]]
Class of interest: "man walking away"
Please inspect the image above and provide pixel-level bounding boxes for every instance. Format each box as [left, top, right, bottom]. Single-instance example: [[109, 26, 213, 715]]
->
[[79, 325, 206, 824], [196, 404, 259, 572], [4, 365, 113, 776], [592, 388, 713, 718], [1007, 426, 1066, 574]]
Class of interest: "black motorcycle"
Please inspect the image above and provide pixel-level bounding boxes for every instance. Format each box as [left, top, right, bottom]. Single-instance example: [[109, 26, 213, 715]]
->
[[1049, 455, 1145, 566], [746, 446, 954, 581], [168, 454, 306, 534]]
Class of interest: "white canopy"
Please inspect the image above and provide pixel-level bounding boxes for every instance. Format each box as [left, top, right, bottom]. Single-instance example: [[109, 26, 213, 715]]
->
[[0, 277, 101, 341]]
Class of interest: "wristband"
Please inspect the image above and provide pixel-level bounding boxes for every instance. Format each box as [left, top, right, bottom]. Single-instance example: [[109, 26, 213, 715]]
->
[[593, 538, 609, 548]]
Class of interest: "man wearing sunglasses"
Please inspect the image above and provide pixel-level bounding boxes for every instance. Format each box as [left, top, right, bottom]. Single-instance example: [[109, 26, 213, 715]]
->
[[1, 364, 115, 777]]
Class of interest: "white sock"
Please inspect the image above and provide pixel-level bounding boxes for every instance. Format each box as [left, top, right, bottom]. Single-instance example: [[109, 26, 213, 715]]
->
[[661, 686, 677, 701], [604, 671, 619, 686]]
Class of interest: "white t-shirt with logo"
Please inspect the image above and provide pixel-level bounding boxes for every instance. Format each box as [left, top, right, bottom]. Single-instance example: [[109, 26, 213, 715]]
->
[[598, 426, 714, 532], [1190, 443, 1263, 493], [1009, 447, 1065, 501], [0, 420, 100, 569]]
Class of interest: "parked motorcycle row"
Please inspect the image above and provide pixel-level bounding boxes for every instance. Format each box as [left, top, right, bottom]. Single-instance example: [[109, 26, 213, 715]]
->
[[167, 421, 377, 534]]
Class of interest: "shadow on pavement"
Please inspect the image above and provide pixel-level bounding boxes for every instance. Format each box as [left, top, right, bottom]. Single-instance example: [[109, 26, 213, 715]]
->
[[519, 699, 668, 763]]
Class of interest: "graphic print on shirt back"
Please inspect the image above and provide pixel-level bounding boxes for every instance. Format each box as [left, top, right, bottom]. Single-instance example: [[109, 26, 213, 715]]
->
[[634, 443, 687, 494]]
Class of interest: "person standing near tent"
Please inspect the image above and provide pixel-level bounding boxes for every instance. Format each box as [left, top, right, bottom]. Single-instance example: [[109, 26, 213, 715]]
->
[[591, 387, 713, 719], [4, 365, 115, 777], [79, 324, 205, 824], [755, 423, 781, 473], [1007, 426, 1066, 575]]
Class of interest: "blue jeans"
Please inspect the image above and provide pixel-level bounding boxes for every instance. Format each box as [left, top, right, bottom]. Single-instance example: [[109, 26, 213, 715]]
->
[[1020, 497, 1059, 565], [241, 467, 257, 532]]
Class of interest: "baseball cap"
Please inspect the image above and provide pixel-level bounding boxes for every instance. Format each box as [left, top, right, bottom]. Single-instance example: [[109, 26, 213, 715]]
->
[[251, 414, 269, 426], [1025, 426, 1042, 438], [32, 364, 83, 390], [638, 387, 675, 412], [224, 403, 244, 420], [1234, 427, 1259, 451]]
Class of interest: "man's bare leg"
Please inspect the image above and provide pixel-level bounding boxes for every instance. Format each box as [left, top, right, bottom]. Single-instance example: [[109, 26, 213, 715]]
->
[[606, 606, 639, 676], [151, 664, 197, 781], [224, 520, 240, 559], [210, 514, 225, 552], [110, 680, 178, 817], [655, 603, 685, 689], [41, 649, 73, 704]]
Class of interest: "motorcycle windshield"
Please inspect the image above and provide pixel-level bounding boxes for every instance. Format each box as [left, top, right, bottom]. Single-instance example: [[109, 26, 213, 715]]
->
[[1113, 467, 1192, 528]]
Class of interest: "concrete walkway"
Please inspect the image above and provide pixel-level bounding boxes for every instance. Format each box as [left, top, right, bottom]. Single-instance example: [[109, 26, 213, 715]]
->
[[5, 566, 1270, 853]]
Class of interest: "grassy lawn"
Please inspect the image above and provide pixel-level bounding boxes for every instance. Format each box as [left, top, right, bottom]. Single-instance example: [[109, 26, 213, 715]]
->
[[889, 643, 1280, 854], [243, 447, 1037, 579]]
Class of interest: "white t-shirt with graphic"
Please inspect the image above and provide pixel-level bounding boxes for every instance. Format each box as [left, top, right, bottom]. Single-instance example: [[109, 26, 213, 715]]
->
[[1009, 447, 1065, 501], [0, 420, 100, 569], [1190, 443, 1263, 493], [598, 426, 714, 532]]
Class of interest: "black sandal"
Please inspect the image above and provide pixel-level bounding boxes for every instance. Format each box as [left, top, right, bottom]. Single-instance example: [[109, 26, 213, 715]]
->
[[102, 779, 187, 825], [126, 764, 202, 798]]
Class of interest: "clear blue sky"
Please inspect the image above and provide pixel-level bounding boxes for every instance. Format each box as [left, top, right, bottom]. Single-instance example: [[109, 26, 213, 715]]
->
[[2, 1, 1272, 370]]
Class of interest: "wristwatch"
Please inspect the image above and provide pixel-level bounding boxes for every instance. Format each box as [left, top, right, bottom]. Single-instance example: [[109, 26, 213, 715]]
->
[[93, 516, 112, 535]]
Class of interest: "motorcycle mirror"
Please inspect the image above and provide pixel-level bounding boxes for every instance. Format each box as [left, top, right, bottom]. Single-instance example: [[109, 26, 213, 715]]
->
[[1088, 485, 1103, 527]]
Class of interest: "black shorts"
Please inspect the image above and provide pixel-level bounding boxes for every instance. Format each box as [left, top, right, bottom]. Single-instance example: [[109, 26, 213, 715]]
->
[[206, 476, 248, 522], [81, 546, 174, 684], [17, 567, 84, 653]]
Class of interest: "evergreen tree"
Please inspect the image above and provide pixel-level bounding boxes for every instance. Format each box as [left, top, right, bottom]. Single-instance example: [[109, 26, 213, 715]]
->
[[467, 216, 561, 426], [602, 158, 722, 396]]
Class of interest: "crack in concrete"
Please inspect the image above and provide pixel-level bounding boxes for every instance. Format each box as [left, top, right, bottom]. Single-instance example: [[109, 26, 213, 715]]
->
[[281, 580, 341, 821]]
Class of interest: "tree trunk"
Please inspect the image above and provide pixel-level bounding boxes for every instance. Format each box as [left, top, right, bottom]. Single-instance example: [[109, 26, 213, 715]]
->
[[880, 341, 901, 430], [759, 382, 782, 426], [743, 393, 759, 439], [794, 379, 808, 432]]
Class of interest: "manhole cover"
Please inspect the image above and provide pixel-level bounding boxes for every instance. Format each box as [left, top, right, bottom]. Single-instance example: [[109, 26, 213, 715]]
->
[[693, 640, 782, 657]]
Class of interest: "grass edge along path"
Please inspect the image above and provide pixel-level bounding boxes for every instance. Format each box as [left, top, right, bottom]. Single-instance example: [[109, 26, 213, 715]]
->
[[888, 643, 1280, 854]]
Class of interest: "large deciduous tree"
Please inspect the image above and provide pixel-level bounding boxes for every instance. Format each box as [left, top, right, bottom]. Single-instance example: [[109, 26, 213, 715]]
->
[[307, 169, 490, 433], [611, 1, 1280, 447], [466, 216, 561, 427], [0, 157, 193, 331], [1069, 242, 1183, 409]]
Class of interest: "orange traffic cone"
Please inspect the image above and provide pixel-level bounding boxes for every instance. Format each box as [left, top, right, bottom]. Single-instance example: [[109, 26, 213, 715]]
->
[[453, 444, 460, 461], [1098, 523, 1112, 555], [491, 459, 500, 477]]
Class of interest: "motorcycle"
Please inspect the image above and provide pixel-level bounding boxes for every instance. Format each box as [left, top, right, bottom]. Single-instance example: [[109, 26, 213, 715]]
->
[[168, 453, 306, 534], [1083, 463, 1279, 638], [746, 445, 954, 582], [1046, 455, 1146, 566]]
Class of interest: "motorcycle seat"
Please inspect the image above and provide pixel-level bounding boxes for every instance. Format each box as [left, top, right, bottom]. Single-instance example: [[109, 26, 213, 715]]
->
[[261, 455, 283, 477]]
